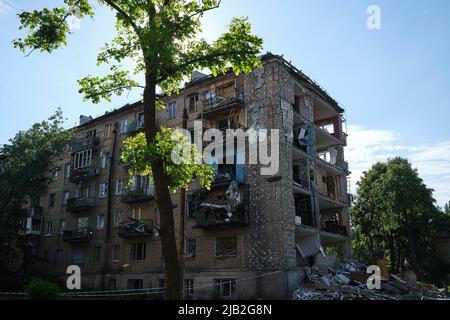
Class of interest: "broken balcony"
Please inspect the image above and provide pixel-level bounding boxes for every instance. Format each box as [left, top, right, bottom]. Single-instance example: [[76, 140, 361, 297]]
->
[[121, 188, 155, 204], [66, 197, 95, 213], [63, 227, 93, 243], [195, 209, 248, 230], [69, 166, 100, 184], [203, 91, 245, 116], [118, 219, 154, 238]]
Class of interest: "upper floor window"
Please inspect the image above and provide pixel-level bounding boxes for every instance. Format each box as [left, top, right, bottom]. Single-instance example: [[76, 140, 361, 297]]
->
[[52, 167, 60, 179], [62, 191, 70, 205], [45, 221, 53, 236], [97, 214, 105, 230], [88, 129, 96, 138], [188, 94, 199, 113], [185, 239, 196, 259], [72, 248, 84, 265], [65, 163, 71, 178], [167, 102, 177, 119], [116, 179, 124, 195], [105, 124, 112, 139], [73, 149, 92, 169], [120, 119, 128, 134]]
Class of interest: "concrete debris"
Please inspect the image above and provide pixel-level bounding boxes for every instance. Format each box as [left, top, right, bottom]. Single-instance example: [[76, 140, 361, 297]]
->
[[293, 260, 449, 301]]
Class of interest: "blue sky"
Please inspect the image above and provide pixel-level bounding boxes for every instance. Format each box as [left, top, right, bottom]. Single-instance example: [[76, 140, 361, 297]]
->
[[0, 0, 449, 205]]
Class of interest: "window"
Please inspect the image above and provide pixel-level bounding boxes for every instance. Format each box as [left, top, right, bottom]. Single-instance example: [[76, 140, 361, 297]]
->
[[113, 211, 122, 228], [88, 129, 96, 137], [112, 245, 120, 262], [185, 195, 196, 220], [127, 279, 143, 290], [188, 94, 199, 113], [93, 246, 102, 264], [105, 124, 112, 139], [52, 167, 60, 179], [116, 179, 124, 195], [45, 221, 53, 236], [120, 118, 128, 134], [99, 182, 108, 198], [49, 193, 56, 208], [158, 279, 166, 293], [73, 149, 93, 169], [216, 236, 237, 258], [184, 279, 194, 297], [130, 242, 146, 261], [167, 102, 177, 119], [97, 214, 105, 230], [185, 239, 196, 259], [101, 152, 111, 169], [72, 249, 84, 264], [77, 217, 89, 229], [59, 220, 66, 235], [62, 191, 70, 205], [55, 249, 63, 265], [215, 279, 236, 298], [137, 112, 145, 127], [65, 163, 71, 178]]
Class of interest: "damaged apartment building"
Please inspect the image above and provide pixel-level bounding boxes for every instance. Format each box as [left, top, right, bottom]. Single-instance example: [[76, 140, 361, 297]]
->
[[13, 53, 351, 299]]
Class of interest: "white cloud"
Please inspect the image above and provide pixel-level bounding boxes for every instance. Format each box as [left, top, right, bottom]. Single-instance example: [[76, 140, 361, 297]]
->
[[346, 125, 450, 207], [0, 0, 12, 15]]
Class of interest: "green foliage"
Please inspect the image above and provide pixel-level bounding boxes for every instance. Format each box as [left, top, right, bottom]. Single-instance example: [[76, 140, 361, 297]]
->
[[351, 157, 449, 285], [24, 279, 61, 300], [0, 110, 73, 274], [122, 128, 215, 192], [14, 1, 263, 100]]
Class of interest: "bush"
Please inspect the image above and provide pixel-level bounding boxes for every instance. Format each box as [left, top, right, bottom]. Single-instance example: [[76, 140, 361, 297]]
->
[[24, 279, 61, 300]]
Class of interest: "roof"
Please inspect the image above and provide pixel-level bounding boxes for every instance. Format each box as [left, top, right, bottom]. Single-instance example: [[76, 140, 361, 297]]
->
[[76, 52, 345, 128]]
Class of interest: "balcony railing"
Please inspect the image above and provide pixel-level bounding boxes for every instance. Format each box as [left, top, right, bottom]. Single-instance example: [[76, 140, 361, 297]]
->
[[71, 136, 100, 153], [63, 227, 93, 243], [321, 221, 347, 236], [69, 166, 100, 184], [127, 119, 145, 134], [121, 188, 155, 204], [66, 197, 95, 213], [118, 220, 154, 238], [203, 91, 244, 114], [195, 210, 247, 230]]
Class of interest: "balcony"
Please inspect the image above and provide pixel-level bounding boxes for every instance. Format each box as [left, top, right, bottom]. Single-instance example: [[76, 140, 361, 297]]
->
[[66, 197, 95, 213], [195, 209, 247, 230], [63, 227, 93, 243], [69, 166, 100, 184], [121, 188, 155, 204], [118, 220, 154, 238], [203, 91, 244, 116], [71, 136, 100, 154], [29, 206, 43, 217], [321, 221, 348, 237], [127, 119, 145, 135], [18, 217, 42, 236]]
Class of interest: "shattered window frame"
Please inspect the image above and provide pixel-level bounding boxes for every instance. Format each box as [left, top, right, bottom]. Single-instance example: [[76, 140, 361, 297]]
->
[[215, 236, 237, 258]]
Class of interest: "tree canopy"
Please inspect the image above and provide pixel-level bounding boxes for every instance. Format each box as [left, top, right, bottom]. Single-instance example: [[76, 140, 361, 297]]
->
[[351, 157, 449, 285], [0, 110, 73, 285]]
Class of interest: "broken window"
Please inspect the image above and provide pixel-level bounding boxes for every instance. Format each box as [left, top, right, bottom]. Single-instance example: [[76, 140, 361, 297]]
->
[[216, 236, 237, 258], [73, 149, 92, 169], [188, 94, 199, 113]]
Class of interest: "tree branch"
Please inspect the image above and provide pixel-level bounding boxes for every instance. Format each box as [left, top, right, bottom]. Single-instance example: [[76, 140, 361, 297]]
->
[[103, 0, 141, 35]]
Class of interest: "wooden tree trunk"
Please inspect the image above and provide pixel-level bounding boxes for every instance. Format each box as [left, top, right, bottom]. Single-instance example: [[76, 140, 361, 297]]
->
[[143, 76, 182, 300]]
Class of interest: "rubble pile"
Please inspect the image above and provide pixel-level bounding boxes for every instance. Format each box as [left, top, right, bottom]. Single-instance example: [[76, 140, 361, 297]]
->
[[293, 259, 449, 301]]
